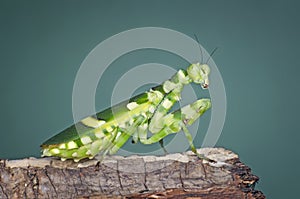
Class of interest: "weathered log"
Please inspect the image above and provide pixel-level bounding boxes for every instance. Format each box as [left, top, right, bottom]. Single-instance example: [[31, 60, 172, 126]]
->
[[0, 148, 265, 198]]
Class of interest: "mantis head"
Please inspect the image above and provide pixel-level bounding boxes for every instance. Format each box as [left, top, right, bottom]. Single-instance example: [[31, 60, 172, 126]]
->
[[187, 63, 210, 89]]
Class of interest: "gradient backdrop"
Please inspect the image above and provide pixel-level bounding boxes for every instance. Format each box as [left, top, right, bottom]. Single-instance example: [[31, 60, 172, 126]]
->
[[1, 1, 299, 198]]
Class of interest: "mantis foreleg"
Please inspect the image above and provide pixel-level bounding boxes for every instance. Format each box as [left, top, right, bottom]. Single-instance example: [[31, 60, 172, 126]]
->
[[149, 62, 210, 134], [148, 70, 187, 134], [139, 98, 213, 161]]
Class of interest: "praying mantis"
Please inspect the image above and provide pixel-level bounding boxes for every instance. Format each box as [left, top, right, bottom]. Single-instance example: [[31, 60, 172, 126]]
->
[[41, 59, 213, 162]]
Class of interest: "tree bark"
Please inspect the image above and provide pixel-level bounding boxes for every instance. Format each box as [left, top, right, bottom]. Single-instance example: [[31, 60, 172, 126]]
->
[[0, 148, 265, 199]]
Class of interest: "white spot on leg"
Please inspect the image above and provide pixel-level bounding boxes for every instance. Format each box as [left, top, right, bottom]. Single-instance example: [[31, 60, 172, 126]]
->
[[58, 143, 66, 149], [163, 80, 176, 93], [86, 150, 91, 155], [116, 131, 122, 139], [67, 141, 78, 149], [72, 152, 78, 157], [148, 105, 155, 113], [177, 69, 189, 84], [80, 136, 92, 145], [42, 149, 50, 156], [50, 148, 60, 154], [147, 90, 164, 103], [162, 99, 173, 109], [126, 102, 139, 110]]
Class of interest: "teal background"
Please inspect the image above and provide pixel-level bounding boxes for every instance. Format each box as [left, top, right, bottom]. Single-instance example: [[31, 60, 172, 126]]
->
[[1, 0, 299, 198]]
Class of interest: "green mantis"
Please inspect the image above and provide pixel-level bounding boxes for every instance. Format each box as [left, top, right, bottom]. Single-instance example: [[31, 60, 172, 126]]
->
[[41, 62, 212, 162]]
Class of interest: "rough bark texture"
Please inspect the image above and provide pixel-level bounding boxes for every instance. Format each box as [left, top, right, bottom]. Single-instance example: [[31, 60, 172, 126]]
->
[[0, 148, 265, 199]]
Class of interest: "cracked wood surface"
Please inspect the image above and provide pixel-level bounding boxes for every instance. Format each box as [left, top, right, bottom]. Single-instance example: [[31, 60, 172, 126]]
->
[[0, 148, 265, 199]]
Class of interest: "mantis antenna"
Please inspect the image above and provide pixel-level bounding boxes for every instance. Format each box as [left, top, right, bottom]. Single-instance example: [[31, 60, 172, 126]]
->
[[206, 47, 218, 64], [193, 34, 203, 64]]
